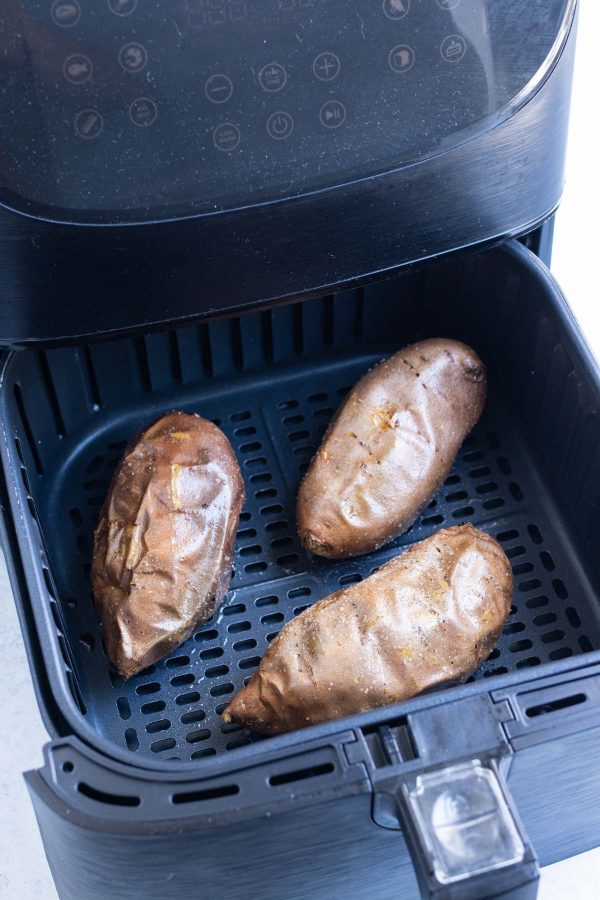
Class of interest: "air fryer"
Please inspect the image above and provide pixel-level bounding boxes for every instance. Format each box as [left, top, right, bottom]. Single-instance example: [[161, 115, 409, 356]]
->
[[2, 2, 598, 900]]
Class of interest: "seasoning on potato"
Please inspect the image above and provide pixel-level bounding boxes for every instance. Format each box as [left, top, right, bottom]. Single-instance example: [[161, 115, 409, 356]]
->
[[222, 525, 511, 734], [297, 338, 486, 559], [92, 411, 244, 679]]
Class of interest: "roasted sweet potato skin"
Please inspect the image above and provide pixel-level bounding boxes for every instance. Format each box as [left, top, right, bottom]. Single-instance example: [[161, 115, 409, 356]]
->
[[92, 412, 244, 679], [297, 339, 486, 558], [223, 525, 511, 734]]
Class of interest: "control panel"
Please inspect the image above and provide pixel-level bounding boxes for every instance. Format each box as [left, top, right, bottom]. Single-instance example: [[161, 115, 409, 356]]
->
[[0, 0, 571, 219]]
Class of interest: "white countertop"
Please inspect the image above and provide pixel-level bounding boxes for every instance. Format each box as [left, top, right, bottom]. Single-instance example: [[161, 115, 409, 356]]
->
[[2, 4, 600, 898]]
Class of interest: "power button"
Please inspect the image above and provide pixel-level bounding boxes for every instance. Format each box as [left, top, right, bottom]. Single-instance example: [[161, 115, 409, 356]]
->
[[266, 111, 294, 140]]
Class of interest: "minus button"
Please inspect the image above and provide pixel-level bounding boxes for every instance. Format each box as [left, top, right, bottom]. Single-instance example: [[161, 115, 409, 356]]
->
[[205, 74, 234, 104]]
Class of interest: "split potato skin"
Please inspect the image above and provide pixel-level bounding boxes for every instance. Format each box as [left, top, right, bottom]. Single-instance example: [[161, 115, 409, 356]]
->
[[223, 525, 512, 734], [297, 339, 486, 559], [92, 412, 244, 679]]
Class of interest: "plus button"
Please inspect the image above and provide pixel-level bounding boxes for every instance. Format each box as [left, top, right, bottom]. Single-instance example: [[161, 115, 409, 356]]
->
[[313, 52, 341, 82]]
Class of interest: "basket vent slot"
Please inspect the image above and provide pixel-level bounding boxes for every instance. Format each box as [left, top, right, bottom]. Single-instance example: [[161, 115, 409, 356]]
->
[[525, 692, 587, 719], [82, 345, 102, 409], [172, 784, 239, 805], [77, 783, 140, 807], [13, 384, 43, 474], [37, 353, 66, 438], [269, 762, 335, 787]]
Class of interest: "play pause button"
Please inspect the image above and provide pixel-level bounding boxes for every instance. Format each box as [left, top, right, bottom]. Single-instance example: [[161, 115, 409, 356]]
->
[[319, 99, 347, 129]]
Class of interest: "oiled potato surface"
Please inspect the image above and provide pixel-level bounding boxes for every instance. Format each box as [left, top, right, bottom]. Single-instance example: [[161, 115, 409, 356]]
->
[[297, 339, 486, 558], [223, 524, 512, 734], [92, 411, 244, 679]]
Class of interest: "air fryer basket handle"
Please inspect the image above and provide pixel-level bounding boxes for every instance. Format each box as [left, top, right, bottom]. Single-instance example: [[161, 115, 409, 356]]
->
[[364, 696, 540, 899], [396, 757, 539, 900]]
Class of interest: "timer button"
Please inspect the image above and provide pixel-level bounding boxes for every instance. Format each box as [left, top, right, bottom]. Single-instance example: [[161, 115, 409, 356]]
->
[[266, 111, 294, 140], [313, 52, 340, 82], [205, 74, 234, 104], [319, 100, 346, 129], [259, 62, 287, 93], [213, 122, 241, 152], [382, 0, 410, 20]]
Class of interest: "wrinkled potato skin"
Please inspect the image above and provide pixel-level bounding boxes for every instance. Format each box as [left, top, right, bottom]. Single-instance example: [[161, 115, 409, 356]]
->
[[223, 525, 511, 734], [297, 339, 486, 558], [92, 412, 244, 679]]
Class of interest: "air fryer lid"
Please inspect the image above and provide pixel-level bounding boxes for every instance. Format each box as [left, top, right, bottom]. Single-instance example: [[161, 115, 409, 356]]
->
[[0, 0, 577, 347], [0, 0, 575, 221]]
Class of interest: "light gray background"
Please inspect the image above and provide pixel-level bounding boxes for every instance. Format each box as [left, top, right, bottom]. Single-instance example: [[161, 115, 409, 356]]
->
[[1, 2, 600, 896]]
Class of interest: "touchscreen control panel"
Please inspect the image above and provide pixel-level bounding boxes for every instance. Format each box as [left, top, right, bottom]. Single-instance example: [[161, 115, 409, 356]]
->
[[0, 0, 571, 218]]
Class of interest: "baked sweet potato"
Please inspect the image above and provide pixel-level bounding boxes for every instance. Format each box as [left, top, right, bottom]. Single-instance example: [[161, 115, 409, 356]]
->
[[223, 525, 511, 734], [92, 411, 244, 679], [297, 339, 486, 558]]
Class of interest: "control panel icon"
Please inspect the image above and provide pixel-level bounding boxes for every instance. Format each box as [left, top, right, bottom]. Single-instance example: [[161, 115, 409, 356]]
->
[[63, 54, 93, 84], [108, 0, 137, 14], [213, 122, 241, 151], [266, 111, 294, 140], [129, 97, 158, 127], [388, 44, 415, 73], [205, 74, 234, 104], [440, 34, 466, 62], [74, 109, 103, 139], [313, 52, 340, 82], [51, 0, 81, 27], [259, 63, 287, 92], [319, 100, 346, 129], [119, 43, 148, 73], [383, 0, 410, 20]]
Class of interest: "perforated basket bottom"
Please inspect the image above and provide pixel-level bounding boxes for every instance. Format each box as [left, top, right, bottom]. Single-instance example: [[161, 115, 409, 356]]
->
[[43, 353, 600, 762]]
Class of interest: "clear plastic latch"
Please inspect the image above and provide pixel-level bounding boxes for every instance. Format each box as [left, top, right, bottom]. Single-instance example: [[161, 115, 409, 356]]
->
[[398, 758, 539, 900], [405, 760, 525, 884]]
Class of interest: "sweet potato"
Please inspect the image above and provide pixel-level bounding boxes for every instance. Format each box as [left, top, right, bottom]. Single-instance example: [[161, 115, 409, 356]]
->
[[297, 339, 486, 558], [92, 411, 244, 679], [223, 525, 511, 734]]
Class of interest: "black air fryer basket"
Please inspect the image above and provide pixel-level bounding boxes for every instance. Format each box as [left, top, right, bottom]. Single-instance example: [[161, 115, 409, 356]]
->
[[4, 241, 600, 767], [2, 2, 600, 899]]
